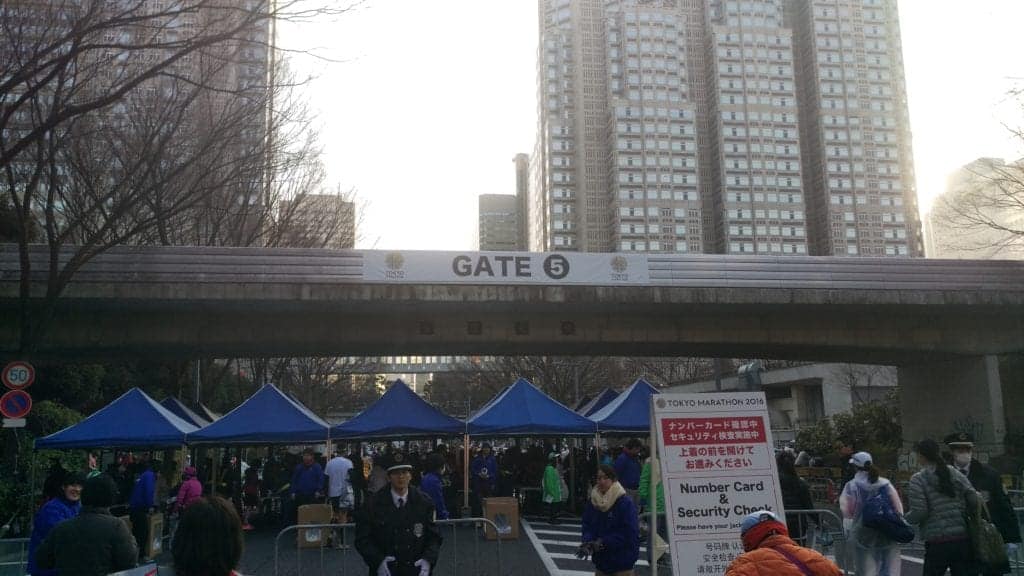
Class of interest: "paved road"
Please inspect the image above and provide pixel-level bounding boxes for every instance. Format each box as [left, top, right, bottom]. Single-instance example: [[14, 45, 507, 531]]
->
[[519, 513, 937, 576]]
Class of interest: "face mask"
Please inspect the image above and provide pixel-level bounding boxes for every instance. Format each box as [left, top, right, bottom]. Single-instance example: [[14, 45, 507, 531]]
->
[[954, 452, 972, 467]]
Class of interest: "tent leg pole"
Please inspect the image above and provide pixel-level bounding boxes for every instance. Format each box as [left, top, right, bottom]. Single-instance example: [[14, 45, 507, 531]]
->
[[462, 434, 470, 518], [212, 451, 220, 498], [569, 441, 576, 514]]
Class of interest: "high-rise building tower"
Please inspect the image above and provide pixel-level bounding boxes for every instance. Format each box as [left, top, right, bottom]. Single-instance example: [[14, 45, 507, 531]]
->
[[513, 153, 531, 249], [532, 0, 703, 254], [530, 0, 921, 258], [704, 0, 808, 255], [790, 0, 922, 256], [478, 194, 522, 251]]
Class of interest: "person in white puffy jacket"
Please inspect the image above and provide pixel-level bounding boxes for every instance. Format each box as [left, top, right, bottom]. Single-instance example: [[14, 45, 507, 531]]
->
[[839, 451, 904, 576]]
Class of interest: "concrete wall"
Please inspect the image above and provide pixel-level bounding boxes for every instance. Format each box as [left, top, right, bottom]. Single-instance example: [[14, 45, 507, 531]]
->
[[898, 356, 1006, 456]]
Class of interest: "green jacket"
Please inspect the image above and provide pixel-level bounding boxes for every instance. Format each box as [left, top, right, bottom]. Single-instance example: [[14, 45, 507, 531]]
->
[[542, 465, 562, 503], [639, 461, 664, 514]]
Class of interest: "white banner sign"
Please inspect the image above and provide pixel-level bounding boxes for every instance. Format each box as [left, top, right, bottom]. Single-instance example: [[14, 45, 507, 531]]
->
[[652, 392, 785, 576], [363, 251, 650, 285]]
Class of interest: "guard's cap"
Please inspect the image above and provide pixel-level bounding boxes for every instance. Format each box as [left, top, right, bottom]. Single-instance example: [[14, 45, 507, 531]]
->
[[387, 463, 413, 474], [944, 432, 975, 448]]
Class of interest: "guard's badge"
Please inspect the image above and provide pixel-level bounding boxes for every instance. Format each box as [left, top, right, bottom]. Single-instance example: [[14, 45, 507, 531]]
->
[[413, 523, 424, 538]]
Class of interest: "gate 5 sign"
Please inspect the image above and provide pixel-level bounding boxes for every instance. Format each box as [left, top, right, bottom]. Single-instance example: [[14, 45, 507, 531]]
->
[[0, 389, 32, 419], [652, 392, 785, 576], [2, 361, 34, 389], [363, 251, 650, 285]]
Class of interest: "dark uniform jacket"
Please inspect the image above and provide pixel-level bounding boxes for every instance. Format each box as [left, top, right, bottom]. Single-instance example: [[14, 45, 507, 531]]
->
[[355, 486, 442, 576], [36, 506, 138, 576], [963, 459, 1022, 544]]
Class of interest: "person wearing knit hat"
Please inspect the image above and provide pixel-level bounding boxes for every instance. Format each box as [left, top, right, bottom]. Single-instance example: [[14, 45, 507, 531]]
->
[[725, 511, 842, 576], [174, 466, 203, 514]]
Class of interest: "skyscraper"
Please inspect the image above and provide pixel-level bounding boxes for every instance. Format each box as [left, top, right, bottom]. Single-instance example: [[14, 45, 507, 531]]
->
[[925, 158, 1024, 260], [790, 0, 922, 256], [530, 0, 921, 258], [705, 0, 808, 255], [478, 194, 522, 251]]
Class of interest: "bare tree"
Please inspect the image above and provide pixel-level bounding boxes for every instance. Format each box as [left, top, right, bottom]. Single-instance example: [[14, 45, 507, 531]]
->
[[931, 158, 1024, 258], [1, 0, 354, 355]]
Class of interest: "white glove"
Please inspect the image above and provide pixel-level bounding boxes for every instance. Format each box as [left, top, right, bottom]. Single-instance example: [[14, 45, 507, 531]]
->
[[377, 556, 396, 576], [414, 559, 431, 576], [1008, 543, 1019, 558]]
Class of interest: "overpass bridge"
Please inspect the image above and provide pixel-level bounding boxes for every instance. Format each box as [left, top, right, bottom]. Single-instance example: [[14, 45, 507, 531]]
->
[[2, 245, 1023, 451]]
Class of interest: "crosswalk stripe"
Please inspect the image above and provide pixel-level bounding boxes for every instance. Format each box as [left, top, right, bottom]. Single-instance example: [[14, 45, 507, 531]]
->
[[521, 517, 564, 576]]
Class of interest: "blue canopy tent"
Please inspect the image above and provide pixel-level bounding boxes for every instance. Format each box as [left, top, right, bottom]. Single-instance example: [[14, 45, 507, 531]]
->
[[589, 378, 660, 434], [35, 388, 198, 449], [331, 379, 464, 439], [196, 404, 221, 422], [575, 388, 620, 417], [160, 397, 211, 428], [186, 384, 329, 445], [467, 378, 597, 437]]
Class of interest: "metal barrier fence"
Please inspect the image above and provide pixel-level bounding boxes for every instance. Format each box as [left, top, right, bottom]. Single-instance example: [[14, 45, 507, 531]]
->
[[1015, 507, 1024, 576], [782, 509, 850, 574], [0, 538, 29, 576], [273, 518, 503, 576], [1010, 490, 1024, 508]]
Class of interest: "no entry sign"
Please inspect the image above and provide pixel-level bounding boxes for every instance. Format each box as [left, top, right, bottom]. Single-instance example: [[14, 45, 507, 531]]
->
[[2, 361, 35, 390], [0, 389, 32, 419]]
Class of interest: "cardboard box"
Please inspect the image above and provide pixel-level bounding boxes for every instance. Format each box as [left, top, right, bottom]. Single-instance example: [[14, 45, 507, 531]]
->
[[482, 497, 519, 540], [297, 503, 333, 548], [145, 513, 163, 559]]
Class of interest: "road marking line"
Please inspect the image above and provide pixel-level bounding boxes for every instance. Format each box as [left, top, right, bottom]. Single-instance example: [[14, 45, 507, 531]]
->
[[901, 555, 924, 565], [521, 518, 562, 576]]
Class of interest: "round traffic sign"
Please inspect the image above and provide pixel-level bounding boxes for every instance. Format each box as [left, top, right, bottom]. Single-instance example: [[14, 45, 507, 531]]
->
[[2, 361, 35, 390], [0, 389, 32, 419]]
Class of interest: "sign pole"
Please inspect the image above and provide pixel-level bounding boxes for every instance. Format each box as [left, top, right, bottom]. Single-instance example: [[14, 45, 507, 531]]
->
[[650, 401, 658, 576], [462, 433, 470, 517]]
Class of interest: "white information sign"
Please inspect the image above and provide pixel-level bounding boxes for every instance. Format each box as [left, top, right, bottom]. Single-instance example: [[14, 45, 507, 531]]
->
[[652, 392, 785, 576], [363, 251, 650, 285]]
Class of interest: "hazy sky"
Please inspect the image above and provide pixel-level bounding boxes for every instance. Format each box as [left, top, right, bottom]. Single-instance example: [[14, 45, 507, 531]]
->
[[282, 1, 1024, 250]]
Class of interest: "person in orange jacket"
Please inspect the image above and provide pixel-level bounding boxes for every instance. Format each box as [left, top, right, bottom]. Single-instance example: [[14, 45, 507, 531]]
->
[[725, 510, 842, 576]]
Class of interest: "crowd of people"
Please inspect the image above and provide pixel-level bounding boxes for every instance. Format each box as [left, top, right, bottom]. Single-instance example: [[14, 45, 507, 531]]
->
[[23, 430, 1023, 576]]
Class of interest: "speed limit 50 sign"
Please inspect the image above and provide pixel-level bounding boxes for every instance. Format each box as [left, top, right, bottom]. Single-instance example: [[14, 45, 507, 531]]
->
[[2, 361, 35, 390]]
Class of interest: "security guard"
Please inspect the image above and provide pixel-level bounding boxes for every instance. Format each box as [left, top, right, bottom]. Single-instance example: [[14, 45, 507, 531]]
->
[[945, 431, 1021, 574], [356, 460, 442, 576]]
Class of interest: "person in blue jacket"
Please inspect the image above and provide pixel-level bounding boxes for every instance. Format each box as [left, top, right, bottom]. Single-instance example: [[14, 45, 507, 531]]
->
[[421, 453, 449, 520], [128, 459, 158, 560], [577, 464, 640, 576], [27, 472, 84, 576], [288, 448, 324, 523], [470, 444, 497, 498], [613, 439, 642, 508]]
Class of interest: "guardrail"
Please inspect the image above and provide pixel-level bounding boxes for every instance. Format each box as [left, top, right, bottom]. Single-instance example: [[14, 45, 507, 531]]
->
[[273, 518, 503, 576], [0, 538, 29, 576], [1009, 490, 1024, 508]]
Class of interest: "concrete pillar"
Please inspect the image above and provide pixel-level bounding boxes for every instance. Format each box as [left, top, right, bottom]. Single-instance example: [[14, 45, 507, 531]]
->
[[898, 355, 1007, 457]]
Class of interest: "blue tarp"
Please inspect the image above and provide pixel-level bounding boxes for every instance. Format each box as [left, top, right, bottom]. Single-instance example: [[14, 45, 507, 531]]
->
[[187, 384, 329, 445], [160, 397, 210, 428], [467, 378, 597, 436], [576, 388, 620, 417], [36, 388, 198, 449], [331, 379, 464, 439], [590, 378, 660, 433]]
